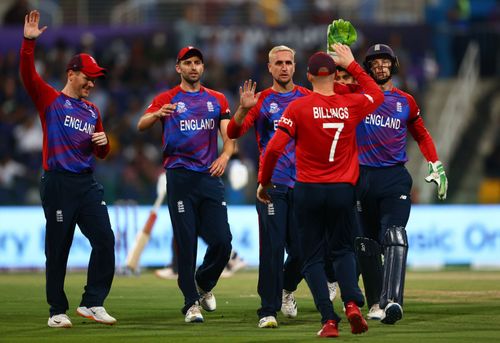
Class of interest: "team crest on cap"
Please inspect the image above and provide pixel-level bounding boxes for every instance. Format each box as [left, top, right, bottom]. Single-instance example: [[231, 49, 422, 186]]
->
[[269, 102, 280, 114], [177, 102, 187, 113]]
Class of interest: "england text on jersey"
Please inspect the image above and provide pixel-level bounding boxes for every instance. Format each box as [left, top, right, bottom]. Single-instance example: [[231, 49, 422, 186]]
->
[[63, 115, 96, 134], [179, 118, 215, 131], [364, 113, 401, 130]]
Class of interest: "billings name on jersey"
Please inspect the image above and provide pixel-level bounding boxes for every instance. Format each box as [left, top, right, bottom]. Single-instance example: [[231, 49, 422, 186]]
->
[[313, 106, 349, 120]]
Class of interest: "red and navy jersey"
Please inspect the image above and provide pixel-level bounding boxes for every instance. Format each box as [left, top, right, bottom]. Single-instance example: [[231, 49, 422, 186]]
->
[[260, 62, 384, 185], [356, 88, 438, 167], [227, 86, 311, 187], [19, 39, 109, 173], [146, 85, 231, 173]]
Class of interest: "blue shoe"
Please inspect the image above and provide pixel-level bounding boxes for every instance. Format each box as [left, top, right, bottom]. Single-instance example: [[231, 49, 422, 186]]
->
[[381, 302, 403, 324]]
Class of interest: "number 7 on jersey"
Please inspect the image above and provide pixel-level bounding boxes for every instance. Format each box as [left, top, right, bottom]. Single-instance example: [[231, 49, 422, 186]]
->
[[323, 123, 344, 162]]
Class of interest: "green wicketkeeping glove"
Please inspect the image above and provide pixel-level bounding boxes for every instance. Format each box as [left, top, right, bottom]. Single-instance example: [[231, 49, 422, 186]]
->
[[327, 19, 357, 54], [424, 161, 448, 200]]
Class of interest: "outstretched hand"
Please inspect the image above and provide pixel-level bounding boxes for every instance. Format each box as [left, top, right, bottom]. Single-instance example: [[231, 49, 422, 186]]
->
[[24, 10, 47, 39], [239, 79, 259, 110], [329, 43, 355, 69]]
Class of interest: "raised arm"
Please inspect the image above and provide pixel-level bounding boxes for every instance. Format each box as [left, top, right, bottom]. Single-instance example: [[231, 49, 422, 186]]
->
[[20, 10, 57, 115], [227, 80, 259, 138], [24, 10, 47, 39]]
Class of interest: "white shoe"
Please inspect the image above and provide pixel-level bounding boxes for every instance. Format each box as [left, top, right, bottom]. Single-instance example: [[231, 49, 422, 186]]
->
[[367, 303, 385, 320], [258, 315, 278, 328], [327, 281, 338, 302], [76, 306, 117, 325], [197, 285, 216, 312], [48, 314, 72, 328], [185, 302, 204, 323], [281, 290, 297, 318], [155, 267, 178, 280]]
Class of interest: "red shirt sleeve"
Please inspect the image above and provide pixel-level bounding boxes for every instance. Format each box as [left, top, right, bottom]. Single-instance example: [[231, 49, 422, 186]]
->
[[145, 90, 174, 114], [216, 92, 231, 120], [227, 95, 263, 139], [19, 38, 58, 118], [406, 93, 439, 162], [333, 82, 362, 95], [258, 107, 295, 185], [345, 61, 384, 117], [258, 128, 292, 185]]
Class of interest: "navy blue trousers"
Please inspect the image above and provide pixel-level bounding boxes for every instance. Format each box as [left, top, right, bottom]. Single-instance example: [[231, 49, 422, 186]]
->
[[40, 171, 115, 316], [357, 165, 412, 243], [255, 184, 302, 318], [166, 169, 232, 313], [294, 182, 364, 324]]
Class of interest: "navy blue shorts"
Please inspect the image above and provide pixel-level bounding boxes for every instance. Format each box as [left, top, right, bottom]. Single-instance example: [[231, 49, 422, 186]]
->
[[166, 168, 232, 311], [294, 182, 364, 323], [356, 164, 413, 243], [40, 170, 115, 315]]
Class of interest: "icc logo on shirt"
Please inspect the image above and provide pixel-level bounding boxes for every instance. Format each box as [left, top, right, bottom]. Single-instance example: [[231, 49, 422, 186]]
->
[[177, 102, 187, 113]]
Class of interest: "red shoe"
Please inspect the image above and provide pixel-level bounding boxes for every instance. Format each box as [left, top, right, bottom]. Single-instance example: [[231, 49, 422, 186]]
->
[[317, 319, 339, 338], [345, 302, 368, 334]]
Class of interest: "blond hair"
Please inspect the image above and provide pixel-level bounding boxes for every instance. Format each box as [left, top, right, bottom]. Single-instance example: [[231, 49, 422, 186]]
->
[[268, 45, 296, 62]]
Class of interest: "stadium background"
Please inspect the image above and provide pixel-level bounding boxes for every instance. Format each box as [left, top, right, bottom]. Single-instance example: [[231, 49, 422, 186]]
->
[[0, 0, 499, 269]]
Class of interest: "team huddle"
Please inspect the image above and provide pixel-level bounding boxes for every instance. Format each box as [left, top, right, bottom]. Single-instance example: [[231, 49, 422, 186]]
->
[[21, 10, 448, 338]]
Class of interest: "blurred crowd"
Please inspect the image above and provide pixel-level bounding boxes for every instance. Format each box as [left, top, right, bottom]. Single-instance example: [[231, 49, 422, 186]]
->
[[1, 0, 499, 205]]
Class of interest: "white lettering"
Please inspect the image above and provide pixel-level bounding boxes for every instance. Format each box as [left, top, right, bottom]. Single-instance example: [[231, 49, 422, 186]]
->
[[364, 114, 401, 129], [312, 107, 349, 120], [179, 118, 216, 131], [278, 116, 293, 128], [63, 115, 95, 134]]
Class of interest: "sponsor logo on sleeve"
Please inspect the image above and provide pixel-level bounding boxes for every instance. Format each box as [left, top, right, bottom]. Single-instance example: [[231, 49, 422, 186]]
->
[[279, 116, 293, 128]]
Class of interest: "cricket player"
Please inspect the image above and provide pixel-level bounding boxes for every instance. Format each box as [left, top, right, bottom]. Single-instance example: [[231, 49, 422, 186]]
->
[[335, 66, 357, 85], [322, 64, 360, 298], [227, 45, 307, 328], [20, 10, 116, 328], [137, 46, 235, 323], [354, 43, 448, 324], [258, 44, 383, 338]]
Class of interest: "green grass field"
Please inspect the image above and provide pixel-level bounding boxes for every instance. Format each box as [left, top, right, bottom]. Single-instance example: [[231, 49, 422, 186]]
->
[[1, 269, 499, 342]]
